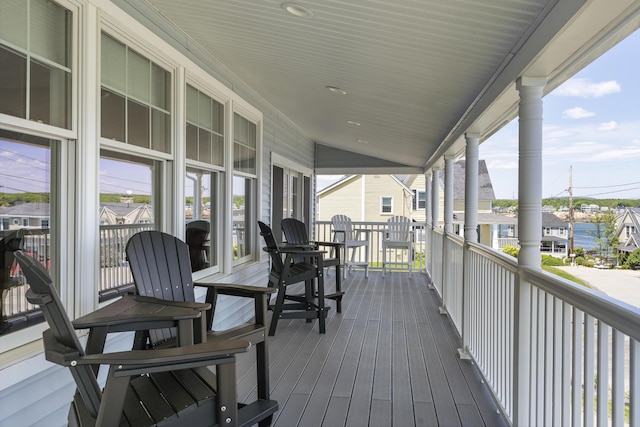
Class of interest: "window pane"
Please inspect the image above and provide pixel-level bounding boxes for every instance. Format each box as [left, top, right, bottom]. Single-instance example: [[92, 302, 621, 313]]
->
[[0, 45, 27, 119], [186, 85, 198, 123], [198, 92, 212, 129], [101, 89, 125, 141], [212, 133, 224, 166], [101, 33, 126, 93], [127, 99, 150, 148], [150, 63, 169, 110], [151, 109, 169, 153], [0, 129, 53, 336], [212, 101, 223, 134], [233, 114, 256, 174], [0, 0, 27, 50], [99, 154, 154, 299], [30, 59, 70, 128], [127, 49, 150, 103], [186, 123, 198, 160], [30, 0, 70, 67], [185, 170, 217, 272], [198, 129, 212, 163], [233, 176, 252, 260], [187, 86, 224, 167]]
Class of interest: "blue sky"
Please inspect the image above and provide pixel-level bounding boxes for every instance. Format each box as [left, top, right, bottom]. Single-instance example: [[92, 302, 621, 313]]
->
[[481, 29, 640, 200], [319, 30, 640, 200]]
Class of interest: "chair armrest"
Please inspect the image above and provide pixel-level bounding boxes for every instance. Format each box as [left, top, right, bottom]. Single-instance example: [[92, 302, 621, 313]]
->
[[194, 282, 277, 298], [72, 294, 202, 331], [132, 294, 211, 312], [45, 323, 248, 368], [312, 241, 342, 248], [279, 248, 326, 256], [281, 243, 316, 250], [75, 338, 249, 367]]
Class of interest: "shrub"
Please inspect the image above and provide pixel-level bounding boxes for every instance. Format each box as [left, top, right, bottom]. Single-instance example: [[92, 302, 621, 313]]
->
[[503, 245, 519, 258], [627, 248, 640, 269], [573, 247, 585, 258], [541, 255, 564, 266]]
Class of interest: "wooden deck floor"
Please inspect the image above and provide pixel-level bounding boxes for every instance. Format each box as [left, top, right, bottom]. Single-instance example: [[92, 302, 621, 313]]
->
[[235, 270, 509, 427]]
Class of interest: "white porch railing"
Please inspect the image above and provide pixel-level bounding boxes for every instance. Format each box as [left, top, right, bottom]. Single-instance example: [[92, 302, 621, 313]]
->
[[315, 221, 427, 273], [430, 225, 640, 425]]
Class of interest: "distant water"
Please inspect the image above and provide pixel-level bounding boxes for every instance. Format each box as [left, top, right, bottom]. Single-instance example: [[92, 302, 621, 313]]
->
[[571, 222, 598, 250]]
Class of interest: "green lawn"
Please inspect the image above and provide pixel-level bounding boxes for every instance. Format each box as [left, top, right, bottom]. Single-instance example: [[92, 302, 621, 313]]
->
[[543, 266, 591, 287]]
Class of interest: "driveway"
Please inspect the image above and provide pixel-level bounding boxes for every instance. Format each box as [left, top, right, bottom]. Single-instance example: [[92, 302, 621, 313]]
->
[[558, 265, 640, 308]]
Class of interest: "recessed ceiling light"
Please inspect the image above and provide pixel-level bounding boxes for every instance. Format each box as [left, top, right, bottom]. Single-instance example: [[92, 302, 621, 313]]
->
[[357, 139, 368, 144], [347, 120, 361, 126], [326, 86, 347, 95], [281, 3, 314, 18]]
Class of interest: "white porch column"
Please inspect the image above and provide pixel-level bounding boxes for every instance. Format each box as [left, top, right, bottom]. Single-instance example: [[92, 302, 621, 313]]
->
[[444, 156, 454, 234], [459, 132, 480, 359], [425, 171, 432, 226], [425, 171, 433, 281], [514, 76, 546, 426], [464, 134, 480, 243], [431, 167, 440, 228], [517, 77, 546, 268]]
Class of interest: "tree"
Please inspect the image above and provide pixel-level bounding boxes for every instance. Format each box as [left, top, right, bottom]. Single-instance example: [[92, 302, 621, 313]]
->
[[589, 211, 619, 263], [626, 249, 640, 269]]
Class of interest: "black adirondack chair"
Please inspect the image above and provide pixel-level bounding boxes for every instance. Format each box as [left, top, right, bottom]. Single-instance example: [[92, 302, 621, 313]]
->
[[185, 220, 210, 271], [125, 231, 278, 426], [14, 250, 251, 427], [1, 230, 24, 333], [281, 218, 344, 312], [258, 221, 329, 335]]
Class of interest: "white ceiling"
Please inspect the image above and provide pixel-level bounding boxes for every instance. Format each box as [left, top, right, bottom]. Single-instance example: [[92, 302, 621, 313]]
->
[[125, 0, 639, 172]]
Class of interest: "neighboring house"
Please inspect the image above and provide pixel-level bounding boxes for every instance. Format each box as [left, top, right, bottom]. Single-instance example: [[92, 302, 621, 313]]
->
[[448, 160, 500, 247], [99, 202, 154, 225], [317, 160, 501, 246], [540, 212, 569, 257], [0, 203, 50, 231], [495, 212, 569, 257], [616, 207, 640, 254], [317, 174, 413, 222]]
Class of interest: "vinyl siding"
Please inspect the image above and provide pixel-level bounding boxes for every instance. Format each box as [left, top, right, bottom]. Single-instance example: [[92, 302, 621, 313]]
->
[[0, 1, 315, 424]]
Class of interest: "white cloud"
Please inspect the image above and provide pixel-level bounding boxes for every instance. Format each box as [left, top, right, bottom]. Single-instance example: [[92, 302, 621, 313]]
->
[[597, 121, 618, 131], [554, 78, 621, 98], [562, 107, 595, 119]]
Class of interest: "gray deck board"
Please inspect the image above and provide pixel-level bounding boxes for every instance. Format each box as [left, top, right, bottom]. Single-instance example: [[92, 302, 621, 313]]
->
[[235, 270, 508, 426]]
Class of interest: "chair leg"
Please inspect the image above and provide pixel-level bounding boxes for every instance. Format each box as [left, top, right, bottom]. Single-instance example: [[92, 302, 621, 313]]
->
[[268, 285, 287, 336], [335, 264, 342, 313], [316, 273, 326, 334]]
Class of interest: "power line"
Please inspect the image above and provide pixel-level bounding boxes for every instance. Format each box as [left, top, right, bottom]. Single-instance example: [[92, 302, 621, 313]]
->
[[576, 186, 640, 198], [574, 180, 640, 190]]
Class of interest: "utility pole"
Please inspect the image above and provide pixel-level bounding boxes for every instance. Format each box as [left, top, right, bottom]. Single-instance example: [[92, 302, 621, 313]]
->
[[569, 166, 574, 256]]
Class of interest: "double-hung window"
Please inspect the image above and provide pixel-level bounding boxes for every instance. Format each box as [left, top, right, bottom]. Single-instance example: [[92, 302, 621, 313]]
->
[[185, 84, 224, 273], [381, 196, 393, 214], [0, 0, 72, 345], [232, 113, 257, 264], [99, 31, 172, 299]]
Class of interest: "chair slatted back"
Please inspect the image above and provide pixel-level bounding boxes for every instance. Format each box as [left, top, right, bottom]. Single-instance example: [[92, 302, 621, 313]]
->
[[14, 250, 102, 417], [281, 218, 309, 245], [126, 231, 195, 345], [331, 214, 354, 242], [386, 216, 412, 242], [258, 221, 285, 275]]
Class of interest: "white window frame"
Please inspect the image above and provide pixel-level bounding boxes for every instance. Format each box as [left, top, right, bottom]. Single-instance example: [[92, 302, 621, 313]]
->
[[381, 196, 393, 215]]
